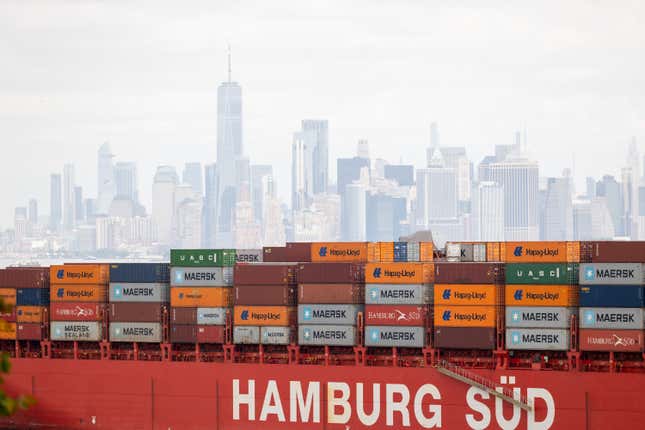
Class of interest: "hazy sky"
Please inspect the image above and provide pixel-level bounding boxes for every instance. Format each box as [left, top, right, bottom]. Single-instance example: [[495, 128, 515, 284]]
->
[[1, 0, 644, 228]]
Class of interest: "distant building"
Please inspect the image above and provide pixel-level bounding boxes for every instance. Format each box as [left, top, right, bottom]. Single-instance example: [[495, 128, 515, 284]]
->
[[302, 120, 329, 194], [115, 162, 138, 202], [416, 149, 458, 228], [203, 164, 218, 247], [63, 164, 75, 231], [366, 192, 406, 241], [152, 166, 178, 245], [543, 174, 574, 240], [596, 175, 624, 236], [344, 183, 367, 241], [473, 181, 504, 241], [585, 177, 596, 199], [28, 199, 38, 226], [250, 165, 273, 226], [182, 162, 203, 195], [49, 173, 62, 232], [74, 186, 84, 224], [337, 156, 370, 239], [14, 207, 27, 245], [384, 165, 414, 187], [96, 143, 116, 215]]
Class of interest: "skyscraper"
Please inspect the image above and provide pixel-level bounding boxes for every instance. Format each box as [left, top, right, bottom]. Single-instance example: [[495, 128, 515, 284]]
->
[[384, 164, 414, 187], [49, 173, 62, 232], [302, 120, 329, 194], [473, 181, 504, 241], [203, 164, 219, 247], [292, 132, 314, 211], [152, 166, 178, 245], [63, 164, 75, 231], [115, 162, 138, 202], [250, 165, 273, 225], [216, 49, 242, 247], [74, 186, 84, 224], [624, 138, 641, 239], [183, 162, 203, 195], [344, 183, 367, 241], [97, 143, 115, 215], [28, 199, 38, 225], [543, 173, 574, 240], [416, 149, 458, 228], [596, 175, 624, 236], [337, 156, 370, 239], [489, 156, 539, 240]]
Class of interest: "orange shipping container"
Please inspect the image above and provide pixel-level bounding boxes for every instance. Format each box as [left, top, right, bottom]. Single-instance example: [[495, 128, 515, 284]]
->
[[311, 242, 369, 262], [434, 284, 499, 306], [365, 263, 434, 284], [378, 242, 394, 263], [486, 242, 501, 262], [501, 241, 580, 263], [0, 288, 16, 306], [419, 242, 434, 262], [434, 305, 497, 328], [170, 287, 232, 308], [505, 285, 578, 307], [50, 264, 109, 285], [367, 243, 381, 263], [16, 306, 46, 323], [233, 306, 295, 326], [50, 285, 107, 302], [0, 322, 16, 340]]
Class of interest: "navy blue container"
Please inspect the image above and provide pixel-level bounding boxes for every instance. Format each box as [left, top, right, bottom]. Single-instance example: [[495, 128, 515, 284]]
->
[[16, 288, 49, 306], [579, 285, 644, 308], [109, 263, 170, 283], [393, 242, 408, 262]]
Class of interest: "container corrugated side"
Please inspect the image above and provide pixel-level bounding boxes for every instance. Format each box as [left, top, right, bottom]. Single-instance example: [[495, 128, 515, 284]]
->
[[233, 306, 295, 326], [109, 303, 163, 323], [233, 264, 297, 285], [233, 284, 296, 306], [579, 263, 644, 285], [434, 262, 503, 284], [579, 329, 644, 352], [297, 304, 362, 325], [0, 322, 16, 340], [433, 284, 499, 306], [310, 242, 369, 262], [298, 325, 356, 346], [261, 327, 291, 345], [110, 322, 162, 343], [170, 267, 233, 287], [434, 305, 496, 328], [579, 307, 644, 330], [50, 321, 101, 341], [108, 283, 169, 303], [0, 267, 49, 289], [0, 288, 16, 306], [365, 284, 432, 305], [16, 306, 46, 323], [506, 328, 570, 351], [196, 326, 225, 343], [501, 241, 580, 263], [505, 263, 579, 285], [433, 327, 496, 349], [196, 308, 227, 325], [298, 283, 364, 304], [365, 326, 425, 348], [364, 305, 428, 326], [16, 288, 49, 306], [50, 264, 109, 285], [16, 323, 46, 340], [297, 263, 365, 283], [365, 263, 434, 284], [170, 325, 197, 343], [581, 241, 645, 263], [170, 249, 236, 267], [170, 287, 232, 307], [50, 303, 101, 321], [234, 326, 260, 344], [505, 307, 573, 328], [108, 263, 170, 283], [50, 285, 107, 303], [235, 249, 263, 263], [579, 285, 644, 308], [504, 285, 578, 307]]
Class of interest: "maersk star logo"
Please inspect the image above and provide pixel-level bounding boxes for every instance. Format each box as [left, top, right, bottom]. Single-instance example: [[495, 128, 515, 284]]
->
[[511, 332, 520, 344], [114, 287, 122, 297], [511, 311, 520, 322], [584, 266, 595, 281], [370, 329, 379, 342], [55, 328, 62, 336], [584, 310, 595, 324], [174, 270, 184, 283], [369, 288, 379, 300], [302, 307, 312, 321], [303, 328, 311, 340], [115, 328, 121, 335]]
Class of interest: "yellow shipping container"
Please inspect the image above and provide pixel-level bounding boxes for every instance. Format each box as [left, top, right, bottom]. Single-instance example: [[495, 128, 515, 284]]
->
[[0, 321, 16, 340]]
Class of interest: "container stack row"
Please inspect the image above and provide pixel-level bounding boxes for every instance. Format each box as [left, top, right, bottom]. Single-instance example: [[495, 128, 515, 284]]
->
[[0, 268, 50, 341], [233, 263, 296, 345], [433, 262, 502, 349], [364, 262, 433, 348], [50, 264, 108, 342], [297, 262, 364, 347], [108, 263, 170, 343], [170, 249, 235, 343]]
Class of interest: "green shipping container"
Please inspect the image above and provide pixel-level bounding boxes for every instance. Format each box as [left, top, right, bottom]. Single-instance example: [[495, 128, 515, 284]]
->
[[170, 249, 236, 267], [506, 263, 579, 285]]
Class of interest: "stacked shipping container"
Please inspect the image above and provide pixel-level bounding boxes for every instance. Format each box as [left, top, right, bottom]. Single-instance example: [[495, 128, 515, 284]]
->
[[364, 262, 433, 348], [297, 262, 365, 347], [170, 250, 234, 343], [503, 242, 579, 351], [49, 264, 108, 341], [108, 264, 170, 343], [233, 264, 296, 345], [578, 262, 645, 352], [0, 268, 50, 341], [433, 262, 502, 349]]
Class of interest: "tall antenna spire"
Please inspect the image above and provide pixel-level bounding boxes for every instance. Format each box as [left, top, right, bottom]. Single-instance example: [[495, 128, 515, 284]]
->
[[227, 44, 232, 82]]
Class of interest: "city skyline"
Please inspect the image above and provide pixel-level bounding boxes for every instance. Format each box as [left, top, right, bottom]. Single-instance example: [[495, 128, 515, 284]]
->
[[2, 1, 644, 229]]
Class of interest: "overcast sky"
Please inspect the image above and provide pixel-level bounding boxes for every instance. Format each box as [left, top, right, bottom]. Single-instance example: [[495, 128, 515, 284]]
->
[[1, 0, 644, 228]]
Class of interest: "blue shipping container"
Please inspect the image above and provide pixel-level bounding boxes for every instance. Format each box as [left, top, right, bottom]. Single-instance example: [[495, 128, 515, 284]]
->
[[109, 263, 170, 283], [393, 242, 408, 262], [16, 288, 49, 306], [579, 285, 644, 308]]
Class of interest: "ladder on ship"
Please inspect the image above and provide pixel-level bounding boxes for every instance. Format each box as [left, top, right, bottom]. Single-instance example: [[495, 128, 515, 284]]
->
[[436, 360, 532, 412]]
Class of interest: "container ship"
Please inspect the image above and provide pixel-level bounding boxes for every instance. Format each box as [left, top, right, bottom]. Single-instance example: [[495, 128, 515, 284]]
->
[[0, 240, 644, 429]]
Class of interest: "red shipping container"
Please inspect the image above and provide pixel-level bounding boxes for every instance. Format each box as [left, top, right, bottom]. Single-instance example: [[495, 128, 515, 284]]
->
[[364, 305, 428, 326], [434, 262, 504, 284], [16, 323, 46, 340], [0, 267, 49, 289], [196, 325, 225, 343], [297, 263, 365, 283], [170, 325, 197, 343], [285, 242, 312, 262], [0, 308, 16, 323], [234, 284, 296, 306], [50, 302, 102, 321], [581, 241, 645, 263], [234, 264, 297, 285], [579, 329, 643, 352], [171, 308, 198, 324], [262, 247, 288, 263], [109, 303, 163, 323], [298, 283, 364, 304]]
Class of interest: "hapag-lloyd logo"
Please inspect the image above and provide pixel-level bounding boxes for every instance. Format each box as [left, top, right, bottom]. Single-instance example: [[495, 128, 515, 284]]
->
[[318, 246, 362, 258], [514, 246, 560, 258], [372, 267, 416, 279], [231, 376, 556, 429]]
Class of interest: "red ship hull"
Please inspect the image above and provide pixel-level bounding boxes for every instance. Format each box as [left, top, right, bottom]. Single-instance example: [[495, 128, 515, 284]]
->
[[2, 358, 645, 429]]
